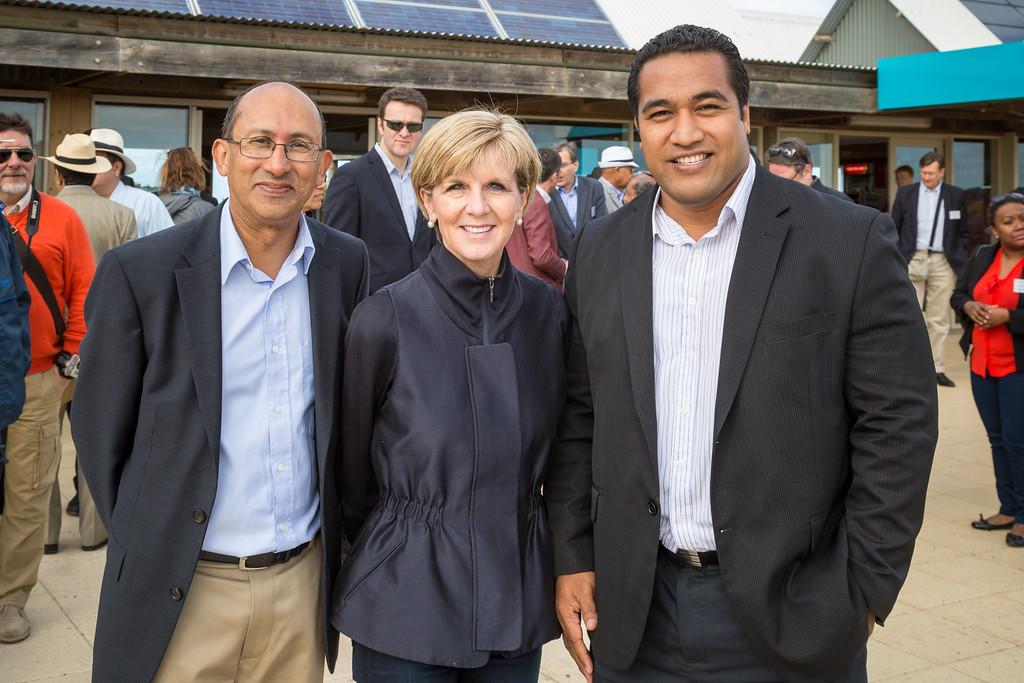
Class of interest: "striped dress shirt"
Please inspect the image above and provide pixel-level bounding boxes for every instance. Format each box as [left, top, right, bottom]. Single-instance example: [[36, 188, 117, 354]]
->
[[652, 158, 755, 552]]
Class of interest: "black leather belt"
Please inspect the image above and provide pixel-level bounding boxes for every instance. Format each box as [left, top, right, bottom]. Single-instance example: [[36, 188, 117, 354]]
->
[[199, 541, 309, 570], [660, 544, 719, 569]]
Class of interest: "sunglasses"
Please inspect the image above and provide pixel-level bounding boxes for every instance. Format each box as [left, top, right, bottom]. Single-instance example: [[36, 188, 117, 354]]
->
[[382, 119, 424, 133], [0, 147, 35, 164]]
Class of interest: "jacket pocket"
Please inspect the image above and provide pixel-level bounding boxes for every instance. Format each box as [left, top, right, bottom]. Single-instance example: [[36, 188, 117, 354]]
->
[[31, 422, 61, 490], [590, 486, 600, 524], [108, 535, 127, 582], [764, 312, 834, 344], [341, 522, 407, 603]]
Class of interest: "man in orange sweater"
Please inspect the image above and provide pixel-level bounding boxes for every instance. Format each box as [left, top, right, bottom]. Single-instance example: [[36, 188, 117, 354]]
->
[[0, 113, 94, 644]]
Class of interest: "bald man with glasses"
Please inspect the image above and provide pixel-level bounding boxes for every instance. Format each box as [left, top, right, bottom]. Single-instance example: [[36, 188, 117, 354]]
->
[[323, 87, 436, 293]]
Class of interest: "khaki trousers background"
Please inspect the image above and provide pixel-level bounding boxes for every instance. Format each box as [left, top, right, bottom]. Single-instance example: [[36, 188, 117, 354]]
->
[[0, 370, 63, 608], [908, 250, 956, 372], [44, 392, 107, 549], [152, 536, 325, 683]]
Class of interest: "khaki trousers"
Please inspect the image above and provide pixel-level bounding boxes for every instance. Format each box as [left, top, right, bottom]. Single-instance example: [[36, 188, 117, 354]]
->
[[0, 370, 63, 607], [152, 536, 325, 683], [44, 395, 107, 549], [908, 250, 956, 372]]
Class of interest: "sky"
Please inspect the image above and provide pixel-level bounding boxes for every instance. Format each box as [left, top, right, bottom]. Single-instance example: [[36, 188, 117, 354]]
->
[[727, 0, 836, 16]]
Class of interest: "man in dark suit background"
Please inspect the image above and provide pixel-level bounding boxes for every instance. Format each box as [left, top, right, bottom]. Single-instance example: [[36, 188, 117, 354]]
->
[[549, 141, 608, 258], [890, 151, 968, 387], [546, 25, 937, 683], [73, 82, 369, 683], [322, 87, 433, 293]]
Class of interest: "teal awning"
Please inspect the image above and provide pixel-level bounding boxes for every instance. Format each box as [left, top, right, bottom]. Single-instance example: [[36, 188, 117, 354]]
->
[[878, 41, 1024, 110]]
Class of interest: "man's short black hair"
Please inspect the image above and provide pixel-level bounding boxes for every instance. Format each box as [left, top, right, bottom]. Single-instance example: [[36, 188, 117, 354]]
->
[[0, 112, 33, 144], [895, 165, 914, 177], [56, 166, 96, 187], [97, 151, 126, 179], [627, 24, 750, 117], [378, 87, 428, 121], [766, 137, 813, 169], [537, 147, 560, 183], [920, 151, 945, 170]]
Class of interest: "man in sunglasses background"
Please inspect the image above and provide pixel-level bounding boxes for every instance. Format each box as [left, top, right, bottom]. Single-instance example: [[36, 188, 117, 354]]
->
[[0, 112, 95, 644], [766, 137, 853, 204], [323, 87, 435, 293]]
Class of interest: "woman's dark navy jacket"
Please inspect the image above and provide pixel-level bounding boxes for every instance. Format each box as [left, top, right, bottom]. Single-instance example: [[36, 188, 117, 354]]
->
[[332, 244, 570, 667]]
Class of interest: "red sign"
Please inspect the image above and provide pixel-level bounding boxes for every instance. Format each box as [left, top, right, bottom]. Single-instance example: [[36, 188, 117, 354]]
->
[[844, 163, 870, 175]]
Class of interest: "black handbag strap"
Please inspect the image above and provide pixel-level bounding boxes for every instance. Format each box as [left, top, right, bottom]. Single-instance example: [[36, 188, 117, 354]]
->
[[10, 190, 66, 342], [927, 188, 944, 250]]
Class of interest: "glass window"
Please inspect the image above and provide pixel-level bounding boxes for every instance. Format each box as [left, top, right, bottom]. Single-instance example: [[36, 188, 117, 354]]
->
[[953, 139, 990, 189], [522, 121, 628, 176], [94, 104, 189, 191], [1017, 139, 1024, 190]]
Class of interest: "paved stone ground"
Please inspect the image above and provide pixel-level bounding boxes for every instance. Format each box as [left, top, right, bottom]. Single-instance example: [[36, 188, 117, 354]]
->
[[3, 338, 1023, 682]]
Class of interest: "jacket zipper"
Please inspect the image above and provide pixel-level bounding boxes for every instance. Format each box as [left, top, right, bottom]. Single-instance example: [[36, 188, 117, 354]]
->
[[482, 276, 495, 345]]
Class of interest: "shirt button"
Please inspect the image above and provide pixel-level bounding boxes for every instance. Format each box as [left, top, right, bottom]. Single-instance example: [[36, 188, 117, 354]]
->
[[272, 345, 279, 354], [688, 297, 697, 305], [686, 350, 695, 359], [192, 509, 206, 524], [680, 405, 690, 415], [277, 463, 287, 473], [169, 586, 183, 601], [274, 405, 283, 414], [278, 523, 287, 532]]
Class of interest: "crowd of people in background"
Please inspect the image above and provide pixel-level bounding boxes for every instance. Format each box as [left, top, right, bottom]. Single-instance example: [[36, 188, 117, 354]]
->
[[0, 23, 1019, 683]]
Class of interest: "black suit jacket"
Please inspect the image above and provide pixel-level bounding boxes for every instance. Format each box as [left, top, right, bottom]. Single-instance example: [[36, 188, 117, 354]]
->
[[72, 206, 369, 683], [323, 148, 434, 293], [545, 166, 938, 682], [549, 175, 608, 258], [891, 181, 969, 274], [812, 177, 853, 203]]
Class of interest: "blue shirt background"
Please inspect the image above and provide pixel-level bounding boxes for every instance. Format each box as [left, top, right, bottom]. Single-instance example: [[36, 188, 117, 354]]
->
[[375, 143, 418, 241], [205, 201, 319, 556], [557, 177, 580, 228]]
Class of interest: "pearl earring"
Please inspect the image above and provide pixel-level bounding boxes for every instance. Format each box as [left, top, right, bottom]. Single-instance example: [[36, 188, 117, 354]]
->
[[427, 219, 435, 228], [516, 217, 523, 225]]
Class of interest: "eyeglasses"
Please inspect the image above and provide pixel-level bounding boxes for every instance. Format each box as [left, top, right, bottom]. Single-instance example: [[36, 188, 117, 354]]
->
[[0, 147, 35, 164], [382, 119, 424, 133], [223, 136, 322, 162]]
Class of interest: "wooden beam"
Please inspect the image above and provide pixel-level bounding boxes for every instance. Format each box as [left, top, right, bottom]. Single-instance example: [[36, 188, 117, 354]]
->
[[751, 81, 876, 114]]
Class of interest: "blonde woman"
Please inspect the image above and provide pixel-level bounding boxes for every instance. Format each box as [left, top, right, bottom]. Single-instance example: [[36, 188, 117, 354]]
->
[[333, 110, 568, 682]]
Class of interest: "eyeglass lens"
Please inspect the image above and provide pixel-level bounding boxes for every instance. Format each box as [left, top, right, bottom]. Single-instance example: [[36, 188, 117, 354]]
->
[[0, 148, 35, 163], [384, 119, 424, 133]]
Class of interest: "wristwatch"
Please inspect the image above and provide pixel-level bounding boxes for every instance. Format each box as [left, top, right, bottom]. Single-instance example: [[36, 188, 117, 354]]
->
[[55, 351, 80, 379]]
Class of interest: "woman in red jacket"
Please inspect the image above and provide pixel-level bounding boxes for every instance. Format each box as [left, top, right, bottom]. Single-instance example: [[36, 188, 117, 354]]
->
[[951, 192, 1024, 547]]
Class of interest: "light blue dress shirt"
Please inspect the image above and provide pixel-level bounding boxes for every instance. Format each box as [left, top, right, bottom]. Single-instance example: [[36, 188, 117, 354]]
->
[[204, 201, 319, 556], [915, 181, 945, 252], [375, 143, 418, 241], [557, 177, 580, 228]]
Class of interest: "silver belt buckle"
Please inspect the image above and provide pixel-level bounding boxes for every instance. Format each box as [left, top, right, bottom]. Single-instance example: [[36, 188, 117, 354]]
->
[[677, 548, 702, 568], [238, 555, 264, 571]]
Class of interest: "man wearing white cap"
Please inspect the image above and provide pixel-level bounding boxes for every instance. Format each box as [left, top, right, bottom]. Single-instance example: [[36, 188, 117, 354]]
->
[[597, 145, 640, 213], [90, 128, 174, 238], [0, 113, 94, 644], [41, 133, 136, 556]]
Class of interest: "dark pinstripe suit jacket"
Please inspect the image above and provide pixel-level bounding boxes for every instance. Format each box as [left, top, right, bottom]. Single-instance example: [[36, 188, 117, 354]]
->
[[545, 165, 938, 682]]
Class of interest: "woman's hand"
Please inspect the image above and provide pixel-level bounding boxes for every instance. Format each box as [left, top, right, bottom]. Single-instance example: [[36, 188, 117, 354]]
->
[[964, 301, 991, 326], [982, 307, 1011, 329]]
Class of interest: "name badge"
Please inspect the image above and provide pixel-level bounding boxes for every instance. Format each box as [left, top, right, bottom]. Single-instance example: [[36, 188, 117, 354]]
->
[[948, 210, 962, 220], [1014, 279, 1024, 295], [590, 206, 597, 218]]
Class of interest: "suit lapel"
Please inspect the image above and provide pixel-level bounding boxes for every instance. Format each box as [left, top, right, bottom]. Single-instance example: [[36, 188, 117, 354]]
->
[[714, 168, 790, 438], [550, 189, 572, 229], [618, 192, 659, 473], [367, 150, 410, 235], [175, 207, 224, 461], [305, 223, 341, 482]]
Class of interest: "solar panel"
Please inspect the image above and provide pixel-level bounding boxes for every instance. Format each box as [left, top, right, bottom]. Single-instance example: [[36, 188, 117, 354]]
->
[[497, 13, 625, 47], [201, 0, 355, 26], [488, 0, 605, 22], [961, 0, 1024, 41], [354, 0, 499, 36]]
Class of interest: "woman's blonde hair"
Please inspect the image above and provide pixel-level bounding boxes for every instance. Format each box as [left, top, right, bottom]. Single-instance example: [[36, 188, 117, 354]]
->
[[411, 109, 540, 216], [159, 147, 209, 194]]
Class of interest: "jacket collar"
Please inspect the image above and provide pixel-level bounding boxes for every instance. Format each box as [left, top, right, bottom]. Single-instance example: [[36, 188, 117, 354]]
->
[[419, 244, 522, 342]]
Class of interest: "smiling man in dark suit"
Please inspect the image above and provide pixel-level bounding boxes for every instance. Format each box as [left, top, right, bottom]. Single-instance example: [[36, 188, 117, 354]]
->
[[549, 141, 608, 258], [72, 82, 368, 683], [546, 25, 938, 683], [323, 87, 434, 292]]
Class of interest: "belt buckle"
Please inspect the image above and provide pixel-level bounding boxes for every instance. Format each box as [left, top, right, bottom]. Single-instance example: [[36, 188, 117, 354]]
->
[[238, 555, 265, 571], [677, 548, 702, 568]]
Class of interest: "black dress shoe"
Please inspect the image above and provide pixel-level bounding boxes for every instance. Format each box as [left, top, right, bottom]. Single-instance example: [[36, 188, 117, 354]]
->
[[43, 543, 58, 555], [936, 373, 956, 387], [971, 514, 1015, 531], [66, 494, 79, 517], [81, 539, 108, 552], [1007, 533, 1024, 548]]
